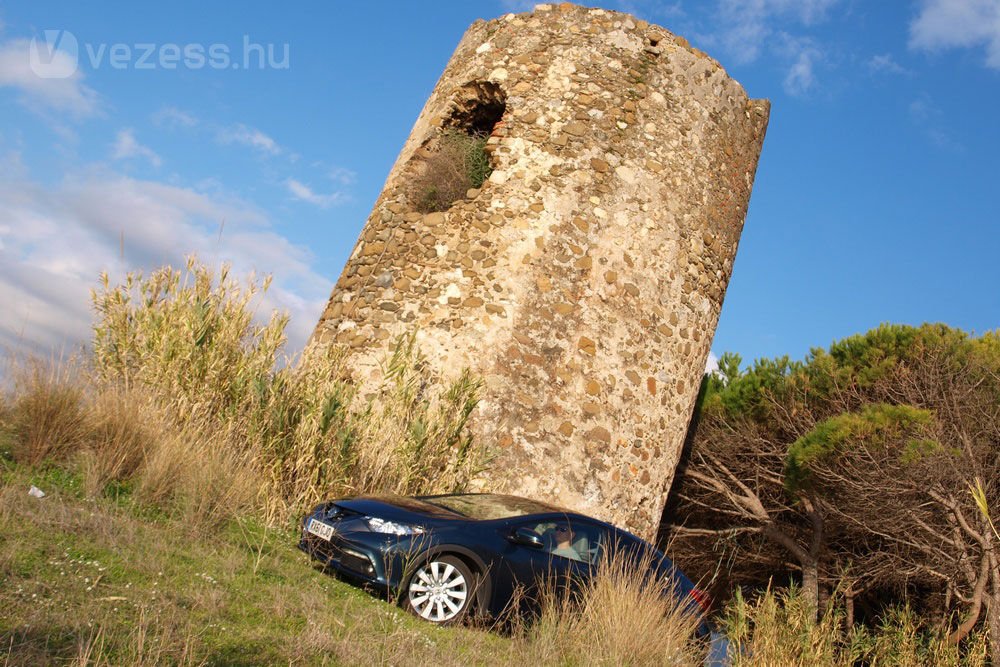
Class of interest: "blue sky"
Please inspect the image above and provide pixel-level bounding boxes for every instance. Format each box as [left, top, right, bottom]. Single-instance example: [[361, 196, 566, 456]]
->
[[1, 0, 997, 368]]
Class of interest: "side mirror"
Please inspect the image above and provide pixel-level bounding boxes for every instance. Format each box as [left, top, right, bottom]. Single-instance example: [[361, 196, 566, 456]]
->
[[509, 527, 544, 549]]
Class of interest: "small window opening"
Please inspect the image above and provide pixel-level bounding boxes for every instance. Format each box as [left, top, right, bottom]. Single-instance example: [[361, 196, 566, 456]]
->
[[407, 81, 507, 213]]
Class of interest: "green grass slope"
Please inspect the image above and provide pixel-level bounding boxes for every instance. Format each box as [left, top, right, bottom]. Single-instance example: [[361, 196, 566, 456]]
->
[[0, 462, 506, 666]]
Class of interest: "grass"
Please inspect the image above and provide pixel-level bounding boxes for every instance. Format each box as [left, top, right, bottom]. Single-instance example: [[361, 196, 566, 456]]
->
[[0, 460, 701, 666], [2, 260, 992, 665], [724, 585, 989, 666], [49, 259, 490, 528], [0, 461, 508, 666], [521, 546, 707, 665], [411, 129, 492, 213], [5, 456, 985, 666]]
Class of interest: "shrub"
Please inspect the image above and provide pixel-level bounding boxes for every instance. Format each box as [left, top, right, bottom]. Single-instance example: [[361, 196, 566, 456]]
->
[[5, 358, 87, 466], [512, 547, 706, 665], [411, 130, 492, 213], [724, 586, 989, 666], [86, 258, 488, 524]]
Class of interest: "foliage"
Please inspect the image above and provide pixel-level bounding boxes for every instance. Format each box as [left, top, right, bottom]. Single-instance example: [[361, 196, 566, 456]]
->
[[665, 322, 1000, 661], [4, 259, 489, 527], [784, 403, 936, 493], [91, 258, 287, 418], [724, 586, 988, 666], [411, 129, 492, 213]]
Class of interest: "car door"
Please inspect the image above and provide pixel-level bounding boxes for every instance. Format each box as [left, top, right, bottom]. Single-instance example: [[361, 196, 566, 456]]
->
[[493, 515, 609, 615]]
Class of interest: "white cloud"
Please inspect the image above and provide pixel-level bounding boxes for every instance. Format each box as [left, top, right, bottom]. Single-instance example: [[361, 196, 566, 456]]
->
[[910, 0, 1000, 69], [0, 168, 333, 359], [783, 44, 819, 95], [152, 106, 198, 128], [0, 38, 99, 116], [705, 351, 720, 375], [712, 0, 840, 64], [909, 94, 964, 152], [328, 166, 357, 186], [286, 178, 346, 208], [868, 53, 909, 75], [217, 123, 281, 155], [112, 128, 162, 167]]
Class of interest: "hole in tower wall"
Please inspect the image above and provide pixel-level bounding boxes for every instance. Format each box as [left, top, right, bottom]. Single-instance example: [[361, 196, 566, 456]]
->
[[405, 81, 507, 214]]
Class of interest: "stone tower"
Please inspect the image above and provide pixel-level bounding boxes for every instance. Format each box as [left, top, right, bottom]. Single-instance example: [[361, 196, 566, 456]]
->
[[308, 3, 769, 538]]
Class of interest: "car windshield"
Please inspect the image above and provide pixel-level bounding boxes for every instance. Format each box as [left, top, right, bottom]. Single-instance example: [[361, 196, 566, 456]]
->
[[421, 494, 560, 520]]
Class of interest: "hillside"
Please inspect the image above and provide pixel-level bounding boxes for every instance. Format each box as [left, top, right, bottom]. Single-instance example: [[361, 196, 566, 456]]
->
[[1, 462, 510, 666]]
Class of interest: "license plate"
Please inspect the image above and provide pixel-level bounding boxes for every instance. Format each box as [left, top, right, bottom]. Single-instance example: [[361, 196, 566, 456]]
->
[[308, 518, 334, 541]]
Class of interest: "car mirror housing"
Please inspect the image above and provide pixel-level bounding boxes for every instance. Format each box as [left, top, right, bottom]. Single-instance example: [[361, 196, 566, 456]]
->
[[509, 527, 544, 549]]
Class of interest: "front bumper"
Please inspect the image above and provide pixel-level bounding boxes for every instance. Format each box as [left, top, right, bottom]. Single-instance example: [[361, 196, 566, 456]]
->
[[298, 507, 421, 593]]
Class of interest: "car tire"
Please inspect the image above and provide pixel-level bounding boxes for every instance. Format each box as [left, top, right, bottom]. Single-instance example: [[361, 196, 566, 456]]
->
[[404, 555, 475, 624]]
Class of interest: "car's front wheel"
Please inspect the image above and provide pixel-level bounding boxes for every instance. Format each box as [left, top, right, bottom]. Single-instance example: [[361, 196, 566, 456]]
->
[[405, 555, 474, 624]]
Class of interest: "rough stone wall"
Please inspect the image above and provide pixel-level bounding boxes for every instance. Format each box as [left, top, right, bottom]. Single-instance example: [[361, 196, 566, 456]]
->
[[308, 3, 769, 539]]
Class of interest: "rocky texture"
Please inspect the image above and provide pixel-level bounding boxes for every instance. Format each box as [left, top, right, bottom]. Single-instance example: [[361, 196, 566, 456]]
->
[[307, 2, 769, 539]]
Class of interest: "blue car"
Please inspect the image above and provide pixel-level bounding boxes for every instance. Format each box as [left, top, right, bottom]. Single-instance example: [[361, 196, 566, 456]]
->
[[298, 493, 722, 643]]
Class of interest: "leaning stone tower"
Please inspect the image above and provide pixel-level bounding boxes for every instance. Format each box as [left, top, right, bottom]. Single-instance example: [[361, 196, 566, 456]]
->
[[308, 3, 769, 539]]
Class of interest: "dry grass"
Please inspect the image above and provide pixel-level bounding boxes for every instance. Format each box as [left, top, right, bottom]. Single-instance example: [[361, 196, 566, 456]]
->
[[4, 258, 991, 665], [75, 386, 161, 497], [506, 548, 706, 666], [5, 358, 87, 465], [134, 424, 259, 529], [0, 258, 491, 529], [725, 585, 990, 666], [410, 130, 492, 213]]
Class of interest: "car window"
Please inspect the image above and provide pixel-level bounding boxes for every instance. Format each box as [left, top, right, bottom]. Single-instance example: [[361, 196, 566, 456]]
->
[[518, 517, 606, 564]]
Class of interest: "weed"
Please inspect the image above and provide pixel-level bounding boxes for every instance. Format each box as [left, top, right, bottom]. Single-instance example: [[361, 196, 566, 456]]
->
[[411, 130, 492, 213]]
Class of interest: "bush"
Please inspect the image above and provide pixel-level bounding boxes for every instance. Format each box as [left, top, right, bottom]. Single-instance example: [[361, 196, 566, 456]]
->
[[86, 258, 488, 524], [1, 259, 490, 529], [724, 586, 989, 666], [511, 547, 706, 665], [411, 130, 492, 213], [5, 359, 87, 465]]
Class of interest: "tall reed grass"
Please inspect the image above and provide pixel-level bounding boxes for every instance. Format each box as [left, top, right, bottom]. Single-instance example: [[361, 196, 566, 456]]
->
[[724, 585, 989, 666], [2, 258, 489, 529], [508, 547, 707, 666]]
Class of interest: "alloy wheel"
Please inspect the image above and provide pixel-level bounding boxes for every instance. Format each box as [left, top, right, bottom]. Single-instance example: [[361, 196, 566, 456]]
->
[[407, 557, 471, 623]]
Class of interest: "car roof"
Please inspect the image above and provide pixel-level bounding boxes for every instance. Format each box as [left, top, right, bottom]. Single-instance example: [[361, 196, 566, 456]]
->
[[417, 493, 571, 521]]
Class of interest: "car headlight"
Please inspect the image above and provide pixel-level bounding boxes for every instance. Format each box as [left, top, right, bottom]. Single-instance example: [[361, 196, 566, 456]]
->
[[365, 517, 424, 536]]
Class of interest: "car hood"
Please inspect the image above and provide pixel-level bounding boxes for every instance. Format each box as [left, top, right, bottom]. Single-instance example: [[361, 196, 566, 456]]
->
[[334, 495, 465, 523]]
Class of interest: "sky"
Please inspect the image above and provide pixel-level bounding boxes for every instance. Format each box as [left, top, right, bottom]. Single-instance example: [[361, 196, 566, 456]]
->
[[1, 0, 997, 371]]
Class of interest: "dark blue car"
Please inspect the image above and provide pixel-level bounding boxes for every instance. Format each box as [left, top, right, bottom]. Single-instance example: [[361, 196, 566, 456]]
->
[[298, 493, 716, 632]]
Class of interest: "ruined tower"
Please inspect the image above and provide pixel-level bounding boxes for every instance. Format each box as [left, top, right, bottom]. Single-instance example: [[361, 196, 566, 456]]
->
[[308, 3, 769, 538]]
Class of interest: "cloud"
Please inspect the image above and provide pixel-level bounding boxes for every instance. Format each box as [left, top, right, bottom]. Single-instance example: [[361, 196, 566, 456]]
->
[[328, 166, 357, 186], [705, 351, 720, 375], [868, 53, 909, 75], [112, 128, 162, 167], [0, 167, 333, 359], [217, 123, 281, 155], [910, 0, 1000, 69], [151, 106, 198, 128], [711, 0, 840, 64], [909, 94, 964, 152], [783, 41, 820, 95], [0, 37, 99, 116], [286, 178, 347, 208]]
